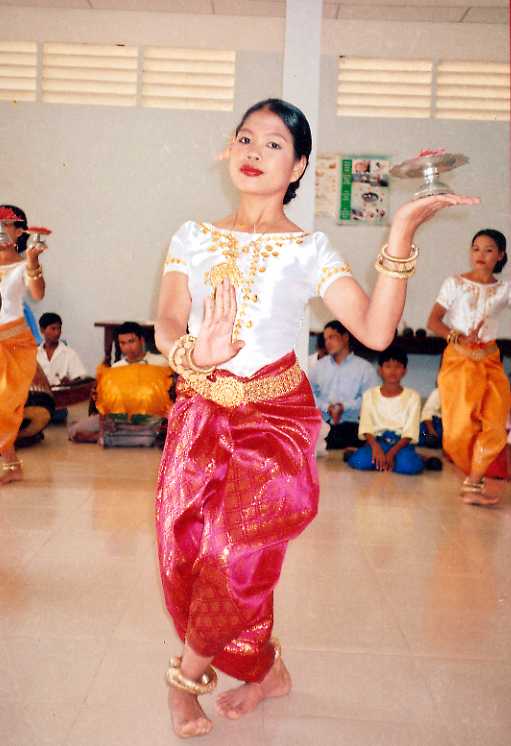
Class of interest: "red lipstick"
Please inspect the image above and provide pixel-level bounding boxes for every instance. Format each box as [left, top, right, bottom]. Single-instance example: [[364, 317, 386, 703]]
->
[[240, 165, 263, 177]]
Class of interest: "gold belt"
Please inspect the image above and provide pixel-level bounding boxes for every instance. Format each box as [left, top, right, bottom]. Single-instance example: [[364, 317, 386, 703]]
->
[[177, 361, 303, 408], [451, 341, 498, 361], [0, 319, 28, 341]]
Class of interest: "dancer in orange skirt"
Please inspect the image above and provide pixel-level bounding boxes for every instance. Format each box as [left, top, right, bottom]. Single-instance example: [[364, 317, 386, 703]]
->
[[428, 228, 510, 505], [0, 205, 47, 484], [155, 99, 478, 738]]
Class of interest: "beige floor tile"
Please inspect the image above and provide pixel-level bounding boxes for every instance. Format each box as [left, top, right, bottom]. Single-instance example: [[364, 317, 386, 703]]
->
[[0, 701, 81, 746], [261, 716, 454, 746], [3, 637, 108, 703]]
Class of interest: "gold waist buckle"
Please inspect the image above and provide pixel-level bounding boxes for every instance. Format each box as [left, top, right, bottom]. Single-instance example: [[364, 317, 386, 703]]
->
[[178, 361, 303, 408], [451, 341, 498, 361]]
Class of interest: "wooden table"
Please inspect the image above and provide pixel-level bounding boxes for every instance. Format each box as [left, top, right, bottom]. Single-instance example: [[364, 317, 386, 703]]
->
[[94, 321, 158, 366]]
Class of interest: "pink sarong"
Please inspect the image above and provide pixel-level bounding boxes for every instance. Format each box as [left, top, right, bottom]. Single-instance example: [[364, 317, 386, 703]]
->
[[156, 351, 320, 683]]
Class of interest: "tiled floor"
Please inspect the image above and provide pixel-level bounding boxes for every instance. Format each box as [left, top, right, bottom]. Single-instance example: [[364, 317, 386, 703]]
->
[[1, 404, 510, 746]]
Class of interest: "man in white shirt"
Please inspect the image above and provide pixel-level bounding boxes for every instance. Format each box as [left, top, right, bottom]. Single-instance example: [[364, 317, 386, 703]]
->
[[37, 312, 87, 386], [309, 320, 378, 451]]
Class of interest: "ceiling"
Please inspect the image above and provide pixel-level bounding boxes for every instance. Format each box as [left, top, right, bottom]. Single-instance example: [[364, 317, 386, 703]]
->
[[0, 0, 507, 25]]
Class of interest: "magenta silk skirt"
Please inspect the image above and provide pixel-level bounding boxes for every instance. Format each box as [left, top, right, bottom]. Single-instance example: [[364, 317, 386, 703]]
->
[[155, 351, 321, 683]]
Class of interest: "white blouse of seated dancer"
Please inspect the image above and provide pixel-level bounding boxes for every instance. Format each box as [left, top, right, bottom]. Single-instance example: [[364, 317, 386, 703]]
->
[[163, 221, 352, 377], [358, 386, 421, 444], [37, 341, 87, 386], [436, 275, 511, 343], [421, 387, 441, 421], [0, 261, 27, 324]]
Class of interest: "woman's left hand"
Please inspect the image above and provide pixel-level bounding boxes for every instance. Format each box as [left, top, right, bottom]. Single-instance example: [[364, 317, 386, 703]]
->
[[26, 242, 47, 265], [392, 193, 480, 237]]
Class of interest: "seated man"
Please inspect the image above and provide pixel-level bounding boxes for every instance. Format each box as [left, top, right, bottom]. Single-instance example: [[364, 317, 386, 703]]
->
[[37, 312, 87, 423], [68, 321, 170, 443], [347, 347, 424, 475], [308, 332, 327, 371], [309, 320, 378, 451]]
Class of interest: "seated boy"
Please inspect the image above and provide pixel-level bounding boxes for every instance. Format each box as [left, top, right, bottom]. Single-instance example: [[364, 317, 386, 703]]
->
[[347, 347, 424, 475], [37, 312, 87, 423]]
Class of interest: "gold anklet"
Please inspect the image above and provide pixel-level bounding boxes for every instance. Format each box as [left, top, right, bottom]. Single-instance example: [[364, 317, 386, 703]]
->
[[2, 460, 23, 472], [166, 657, 218, 696]]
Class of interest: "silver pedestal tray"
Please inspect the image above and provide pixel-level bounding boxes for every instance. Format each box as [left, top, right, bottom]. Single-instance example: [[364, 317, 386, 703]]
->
[[390, 152, 469, 199]]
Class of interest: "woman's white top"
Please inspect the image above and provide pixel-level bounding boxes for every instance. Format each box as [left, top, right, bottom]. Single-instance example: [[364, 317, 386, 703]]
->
[[436, 274, 511, 342], [0, 260, 27, 325], [163, 221, 352, 377]]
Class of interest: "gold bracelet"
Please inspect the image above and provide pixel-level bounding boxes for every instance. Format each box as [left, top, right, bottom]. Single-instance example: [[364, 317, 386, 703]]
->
[[25, 265, 43, 280], [374, 243, 418, 279], [446, 329, 462, 345], [168, 334, 215, 376], [166, 657, 218, 696]]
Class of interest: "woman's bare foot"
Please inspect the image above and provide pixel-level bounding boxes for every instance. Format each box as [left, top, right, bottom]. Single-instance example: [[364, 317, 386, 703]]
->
[[216, 655, 291, 720], [0, 463, 23, 485], [462, 491, 500, 507], [169, 687, 213, 739]]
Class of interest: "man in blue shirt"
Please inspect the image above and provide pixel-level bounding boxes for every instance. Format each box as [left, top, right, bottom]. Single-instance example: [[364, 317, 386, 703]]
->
[[309, 320, 378, 450]]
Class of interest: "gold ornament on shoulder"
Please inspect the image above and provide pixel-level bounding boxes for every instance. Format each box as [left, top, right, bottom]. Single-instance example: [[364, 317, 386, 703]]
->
[[210, 377, 245, 408]]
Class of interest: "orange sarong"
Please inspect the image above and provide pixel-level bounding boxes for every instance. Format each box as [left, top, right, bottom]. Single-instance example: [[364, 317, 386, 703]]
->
[[438, 342, 510, 476], [0, 318, 37, 451]]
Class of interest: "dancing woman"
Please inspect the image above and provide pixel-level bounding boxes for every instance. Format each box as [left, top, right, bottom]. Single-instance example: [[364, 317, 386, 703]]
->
[[154, 99, 477, 738], [0, 204, 47, 484], [428, 228, 509, 505]]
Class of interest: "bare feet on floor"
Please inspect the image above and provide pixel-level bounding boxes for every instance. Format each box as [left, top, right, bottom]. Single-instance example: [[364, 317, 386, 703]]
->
[[169, 688, 212, 739], [216, 655, 292, 720], [0, 464, 23, 485]]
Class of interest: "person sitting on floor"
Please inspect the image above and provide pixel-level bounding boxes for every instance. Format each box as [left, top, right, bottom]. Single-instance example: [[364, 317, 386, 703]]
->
[[309, 320, 378, 452], [308, 331, 327, 371], [347, 346, 424, 474], [419, 386, 443, 448], [37, 312, 87, 423], [68, 321, 170, 442]]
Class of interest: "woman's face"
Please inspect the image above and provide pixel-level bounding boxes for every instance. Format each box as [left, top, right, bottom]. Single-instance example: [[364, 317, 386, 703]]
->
[[228, 108, 306, 203], [1, 221, 23, 248], [470, 234, 503, 274]]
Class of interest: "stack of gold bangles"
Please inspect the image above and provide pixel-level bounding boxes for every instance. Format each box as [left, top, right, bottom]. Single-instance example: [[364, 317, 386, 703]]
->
[[374, 243, 419, 279], [446, 329, 462, 345], [168, 334, 214, 378], [25, 265, 43, 282]]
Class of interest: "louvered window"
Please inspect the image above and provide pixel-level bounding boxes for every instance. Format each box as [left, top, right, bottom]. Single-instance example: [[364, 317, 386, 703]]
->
[[42, 43, 137, 106], [0, 42, 37, 102], [435, 61, 510, 121], [337, 57, 432, 118], [142, 47, 235, 111]]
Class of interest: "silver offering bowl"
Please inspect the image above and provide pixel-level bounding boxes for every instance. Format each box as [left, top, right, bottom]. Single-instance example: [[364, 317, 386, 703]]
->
[[26, 227, 52, 250], [390, 152, 469, 200]]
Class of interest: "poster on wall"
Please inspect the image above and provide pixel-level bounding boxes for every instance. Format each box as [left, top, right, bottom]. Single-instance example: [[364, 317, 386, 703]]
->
[[338, 155, 390, 225], [315, 153, 339, 217]]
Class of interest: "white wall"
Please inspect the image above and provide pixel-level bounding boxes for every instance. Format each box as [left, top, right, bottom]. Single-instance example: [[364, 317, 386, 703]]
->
[[1, 7, 509, 374]]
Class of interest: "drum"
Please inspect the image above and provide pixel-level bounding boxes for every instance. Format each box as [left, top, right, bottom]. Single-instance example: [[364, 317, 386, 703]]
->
[[16, 364, 55, 446], [52, 377, 95, 408]]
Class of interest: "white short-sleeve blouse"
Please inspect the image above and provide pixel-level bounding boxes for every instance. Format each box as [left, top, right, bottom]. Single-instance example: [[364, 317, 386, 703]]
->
[[0, 261, 27, 325], [163, 221, 352, 376], [436, 274, 511, 342]]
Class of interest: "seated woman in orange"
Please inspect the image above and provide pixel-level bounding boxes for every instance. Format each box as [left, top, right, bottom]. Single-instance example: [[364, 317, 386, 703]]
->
[[427, 229, 510, 505], [0, 205, 47, 484]]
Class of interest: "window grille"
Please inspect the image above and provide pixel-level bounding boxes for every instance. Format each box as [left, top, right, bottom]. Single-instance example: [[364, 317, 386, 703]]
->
[[142, 47, 235, 111], [435, 61, 510, 121], [42, 42, 138, 106], [0, 41, 37, 102], [337, 57, 432, 118]]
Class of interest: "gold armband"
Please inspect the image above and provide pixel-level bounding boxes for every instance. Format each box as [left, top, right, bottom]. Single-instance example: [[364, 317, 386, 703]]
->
[[374, 243, 419, 279], [446, 329, 462, 345]]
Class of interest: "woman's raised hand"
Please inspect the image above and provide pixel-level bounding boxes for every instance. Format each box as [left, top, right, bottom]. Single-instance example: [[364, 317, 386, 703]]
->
[[192, 278, 245, 369], [392, 193, 480, 235], [26, 242, 47, 264]]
